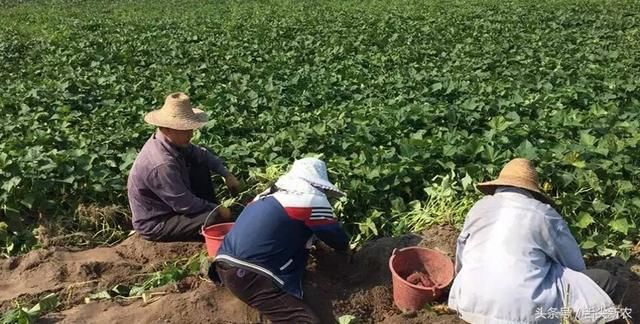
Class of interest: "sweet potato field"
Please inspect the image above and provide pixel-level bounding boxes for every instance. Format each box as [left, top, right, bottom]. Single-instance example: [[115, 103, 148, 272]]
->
[[1, 0, 639, 258]]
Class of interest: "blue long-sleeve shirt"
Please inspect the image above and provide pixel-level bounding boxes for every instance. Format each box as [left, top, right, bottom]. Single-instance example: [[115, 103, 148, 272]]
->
[[448, 187, 616, 324]]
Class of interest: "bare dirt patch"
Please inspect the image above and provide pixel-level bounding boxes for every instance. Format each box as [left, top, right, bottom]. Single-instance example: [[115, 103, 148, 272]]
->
[[0, 235, 201, 312], [3, 224, 636, 324]]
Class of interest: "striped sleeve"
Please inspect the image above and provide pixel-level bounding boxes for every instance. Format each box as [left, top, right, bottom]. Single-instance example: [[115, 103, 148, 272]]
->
[[305, 200, 349, 251], [272, 192, 349, 251], [308, 206, 337, 225]]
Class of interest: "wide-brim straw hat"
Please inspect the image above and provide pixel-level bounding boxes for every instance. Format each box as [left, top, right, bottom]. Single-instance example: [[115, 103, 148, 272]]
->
[[280, 157, 346, 197], [144, 92, 208, 130], [476, 158, 554, 206]]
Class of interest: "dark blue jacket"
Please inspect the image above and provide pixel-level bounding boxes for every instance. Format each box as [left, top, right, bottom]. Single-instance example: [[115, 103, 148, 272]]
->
[[211, 194, 349, 298]]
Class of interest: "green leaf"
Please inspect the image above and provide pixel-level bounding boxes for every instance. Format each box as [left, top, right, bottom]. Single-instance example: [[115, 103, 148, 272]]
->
[[1, 176, 21, 193], [338, 314, 358, 324], [596, 246, 619, 257], [367, 221, 378, 236], [390, 197, 406, 213], [505, 111, 521, 123], [608, 218, 631, 235], [581, 240, 597, 249], [579, 131, 597, 146], [1, 308, 30, 324], [461, 173, 473, 190], [618, 248, 631, 261], [572, 160, 586, 169], [487, 116, 511, 132], [58, 176, 76, 184], [575, 212, 594, 229], [39, 293, 59, 312], [1, 309, 19, 323], [85, 291, 112, 303], [26, 293, 59, 317], [516, 140, 537, 159], [0, 222, 7, 241], [592, 199, 609, 213], [129, 286, 145, 297], [20, 195, 36, 209]]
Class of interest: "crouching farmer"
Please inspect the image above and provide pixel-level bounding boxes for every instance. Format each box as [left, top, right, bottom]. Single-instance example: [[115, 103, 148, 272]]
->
[[127, 92, 240, 242], [210, 157, 350, 324], [449, 158, 623, 324]]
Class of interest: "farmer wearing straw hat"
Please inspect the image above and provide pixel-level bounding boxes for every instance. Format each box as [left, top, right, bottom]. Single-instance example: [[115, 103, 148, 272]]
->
[[210, 157, 350, 324], [127, 92, 240, 242], [448, 158, 624, 324]]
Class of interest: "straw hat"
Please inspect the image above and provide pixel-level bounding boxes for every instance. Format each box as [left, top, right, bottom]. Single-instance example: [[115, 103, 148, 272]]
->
[[144, 92, 208, 130], [476, 158, 553, 205], [277, 157, 346, 197]]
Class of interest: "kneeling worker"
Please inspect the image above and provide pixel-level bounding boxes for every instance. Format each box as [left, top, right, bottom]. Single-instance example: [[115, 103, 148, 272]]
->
[[127, 92, 240, 242], [211, 157, 350, 324]]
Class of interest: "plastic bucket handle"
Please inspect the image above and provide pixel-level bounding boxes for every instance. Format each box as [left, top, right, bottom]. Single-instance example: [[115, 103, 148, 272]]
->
[[201, 205, 221, 232]]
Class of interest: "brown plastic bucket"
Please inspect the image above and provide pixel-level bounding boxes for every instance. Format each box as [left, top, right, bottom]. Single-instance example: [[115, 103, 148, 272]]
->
[[202, 222, 234, 257], [388, 247, 454, 312]]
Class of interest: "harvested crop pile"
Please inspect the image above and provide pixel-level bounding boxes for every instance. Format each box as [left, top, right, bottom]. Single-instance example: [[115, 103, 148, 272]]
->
[[406, 271, 434, 287]]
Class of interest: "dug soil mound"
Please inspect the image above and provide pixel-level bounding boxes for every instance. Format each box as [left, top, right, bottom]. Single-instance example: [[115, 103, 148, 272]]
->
[[3, 224, 638, 323], [0, 235, 202, 312], [418, 223, 459, 258], [589, 257, 640, 321], [40, 279, 261, 324], [305, 233, 462, 323], [34, 230, 463, 323]]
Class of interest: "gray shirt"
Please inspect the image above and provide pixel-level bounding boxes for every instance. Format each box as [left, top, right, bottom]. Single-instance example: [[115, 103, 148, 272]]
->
[[127, 131, 229, 236], [448, 187, 616, 324]]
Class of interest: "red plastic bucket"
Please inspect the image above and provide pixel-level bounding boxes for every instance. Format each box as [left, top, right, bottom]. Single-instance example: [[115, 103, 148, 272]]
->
[[388, 247, 454, 312], [202, 222, 234, 257]]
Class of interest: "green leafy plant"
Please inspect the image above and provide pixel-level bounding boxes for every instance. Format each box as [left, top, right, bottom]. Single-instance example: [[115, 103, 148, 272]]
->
[[84, 252, 206, 304], [0, 0, 638, 257], [1, 294, 59, 324]]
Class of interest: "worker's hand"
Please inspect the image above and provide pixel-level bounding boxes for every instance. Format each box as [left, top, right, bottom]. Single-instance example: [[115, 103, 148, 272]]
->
[[217, 206, 233, 221], [311, 240, 333, 256], [224, 174, 241, 196]]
